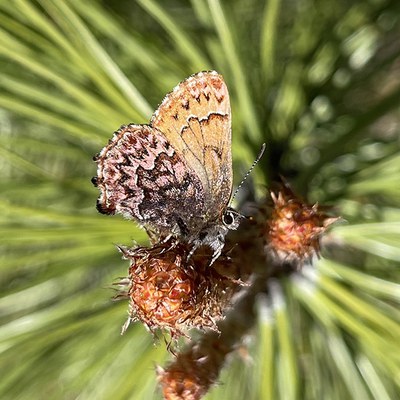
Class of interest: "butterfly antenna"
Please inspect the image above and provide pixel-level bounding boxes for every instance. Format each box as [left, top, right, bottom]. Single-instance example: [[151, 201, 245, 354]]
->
[[230, 143, 266, 203]]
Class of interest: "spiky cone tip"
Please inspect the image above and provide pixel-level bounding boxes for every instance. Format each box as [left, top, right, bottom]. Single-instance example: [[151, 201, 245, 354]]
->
[[116, 242, 241, 339], [261, 186, 339, 269]]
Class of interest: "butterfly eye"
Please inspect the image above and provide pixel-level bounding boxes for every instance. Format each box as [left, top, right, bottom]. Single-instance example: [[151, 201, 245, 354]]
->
[[222, 208, 241, 230]]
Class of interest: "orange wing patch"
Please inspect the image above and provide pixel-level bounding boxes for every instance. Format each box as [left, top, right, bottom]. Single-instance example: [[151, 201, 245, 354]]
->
[[151, 71, 232, 218]]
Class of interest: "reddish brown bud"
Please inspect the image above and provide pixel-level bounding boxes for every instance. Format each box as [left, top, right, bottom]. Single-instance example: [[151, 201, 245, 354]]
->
[[117, 242, 240, 338], [262, 186, 338, 265], [157, 363, 207, 400], [157, 339, 226, 400]]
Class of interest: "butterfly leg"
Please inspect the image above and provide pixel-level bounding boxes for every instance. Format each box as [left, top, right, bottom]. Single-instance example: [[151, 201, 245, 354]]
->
[[209, 247, 222, 266], [187, 243, 199, 261], [186, 241, 221, 266], [189, 228, 227, 265]]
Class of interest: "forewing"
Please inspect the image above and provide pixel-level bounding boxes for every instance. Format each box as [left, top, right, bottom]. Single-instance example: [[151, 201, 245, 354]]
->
[[94, 124, 205, 234], [151, 71, 232, 217]]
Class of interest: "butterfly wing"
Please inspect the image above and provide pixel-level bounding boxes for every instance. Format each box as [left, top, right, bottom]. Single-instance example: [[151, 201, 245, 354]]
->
[[151, 71, 232, 221], [94, 124, 205, 236]]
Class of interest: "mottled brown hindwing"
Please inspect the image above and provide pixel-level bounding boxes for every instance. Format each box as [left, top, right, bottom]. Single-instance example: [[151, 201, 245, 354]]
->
[[95, 124, 205, 236]]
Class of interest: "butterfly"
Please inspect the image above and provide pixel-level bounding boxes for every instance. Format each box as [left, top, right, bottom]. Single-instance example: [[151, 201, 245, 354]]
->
[[92, 71, 241, 263]]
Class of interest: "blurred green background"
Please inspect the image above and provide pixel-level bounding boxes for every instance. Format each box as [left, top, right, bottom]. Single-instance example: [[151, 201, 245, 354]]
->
[[1, 0, 400, 399]]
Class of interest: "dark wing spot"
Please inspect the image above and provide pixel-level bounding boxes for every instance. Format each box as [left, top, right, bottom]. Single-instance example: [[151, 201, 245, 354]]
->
[[96, 199, 115, 215]]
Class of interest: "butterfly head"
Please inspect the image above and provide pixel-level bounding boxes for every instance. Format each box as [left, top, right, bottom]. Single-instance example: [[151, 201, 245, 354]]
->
[[187, 207, 242, 265], [222, 207, 242, 230]]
